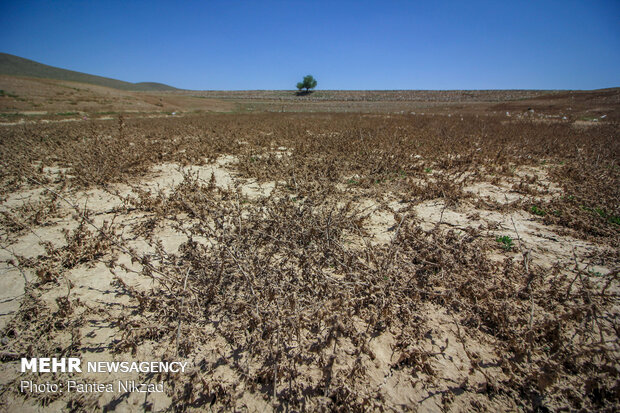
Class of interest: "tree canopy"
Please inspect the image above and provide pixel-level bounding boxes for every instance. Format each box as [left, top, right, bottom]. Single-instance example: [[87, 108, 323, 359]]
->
[[296, 75, 317, 92]]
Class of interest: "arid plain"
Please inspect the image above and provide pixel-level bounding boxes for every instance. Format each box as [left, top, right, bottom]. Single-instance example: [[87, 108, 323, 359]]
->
[[0, 76, 619, 411]]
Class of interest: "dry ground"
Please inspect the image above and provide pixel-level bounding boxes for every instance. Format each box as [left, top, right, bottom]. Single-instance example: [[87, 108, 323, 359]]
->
[[0, 75, 234, 118], [0, 89, 618, 412], [2, 74, 619, 121]]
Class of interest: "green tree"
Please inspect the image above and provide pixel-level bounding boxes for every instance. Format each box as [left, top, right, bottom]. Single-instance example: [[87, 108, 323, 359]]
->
[[296, 75, 317, 92]]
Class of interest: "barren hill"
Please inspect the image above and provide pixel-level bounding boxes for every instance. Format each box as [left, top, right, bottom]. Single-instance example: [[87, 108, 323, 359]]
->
[[0, 53, 178, 91]]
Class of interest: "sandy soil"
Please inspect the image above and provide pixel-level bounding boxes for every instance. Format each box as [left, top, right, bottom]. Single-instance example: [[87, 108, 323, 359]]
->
[[1, 153, 616, 411]]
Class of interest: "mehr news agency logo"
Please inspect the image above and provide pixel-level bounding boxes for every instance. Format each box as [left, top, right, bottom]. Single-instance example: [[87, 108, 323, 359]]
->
[[19, 357, 188, 394]]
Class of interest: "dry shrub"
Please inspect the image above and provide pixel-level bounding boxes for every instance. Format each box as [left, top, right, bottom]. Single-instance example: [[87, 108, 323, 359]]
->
[[0, 113, 618, 411]]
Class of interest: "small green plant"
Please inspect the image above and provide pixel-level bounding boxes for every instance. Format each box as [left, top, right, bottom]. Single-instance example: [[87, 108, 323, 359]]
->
[[424, 167, 432, 173], [582, 206, 620, 225], [496, 235, 514, 251], [346, 178, 358, 185], [530, 205, 546, 216]]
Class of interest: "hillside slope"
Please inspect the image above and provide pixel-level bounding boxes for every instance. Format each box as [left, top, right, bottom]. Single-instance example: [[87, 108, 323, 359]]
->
[[0, 53, 178, 91], [0, 75, 233, 115]]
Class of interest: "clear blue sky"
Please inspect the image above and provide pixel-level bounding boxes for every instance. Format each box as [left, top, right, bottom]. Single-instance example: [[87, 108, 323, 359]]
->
[[1, 0, 619, 90]]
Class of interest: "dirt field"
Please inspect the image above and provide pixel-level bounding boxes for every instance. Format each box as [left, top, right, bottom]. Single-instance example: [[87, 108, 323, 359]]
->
[[0, 75, 234, 117], [0, 88, 618, 411], [3, 74, 619, 121]]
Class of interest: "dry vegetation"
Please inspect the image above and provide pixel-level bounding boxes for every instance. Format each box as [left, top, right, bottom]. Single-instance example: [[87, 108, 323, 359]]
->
[[0, 109, 618, 411]]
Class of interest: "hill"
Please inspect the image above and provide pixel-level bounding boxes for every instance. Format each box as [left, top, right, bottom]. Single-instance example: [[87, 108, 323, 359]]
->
[[0, 53, 178, 91], [0, 75, 233, 115]]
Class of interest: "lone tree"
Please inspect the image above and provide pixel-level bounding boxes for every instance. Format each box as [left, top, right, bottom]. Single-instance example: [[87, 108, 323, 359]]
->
[[296, 75, 317, 93]]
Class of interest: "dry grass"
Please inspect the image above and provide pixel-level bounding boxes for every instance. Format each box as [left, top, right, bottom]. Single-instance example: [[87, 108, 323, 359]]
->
[[0, 111, 618, 411]]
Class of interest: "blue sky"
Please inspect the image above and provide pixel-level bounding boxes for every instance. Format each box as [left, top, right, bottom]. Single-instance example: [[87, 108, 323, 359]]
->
[[1, 0, 619, 90]]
